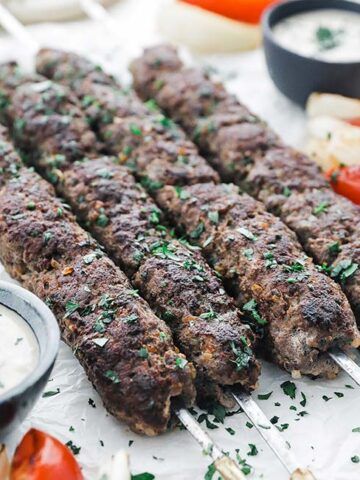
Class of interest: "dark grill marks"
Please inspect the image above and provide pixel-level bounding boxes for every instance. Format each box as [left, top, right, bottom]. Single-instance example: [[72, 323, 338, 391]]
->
[[0, 58, 261, 409], [129, 44, 360, 322], [35, 48, 360, 378], [0, 145, 196, 436]]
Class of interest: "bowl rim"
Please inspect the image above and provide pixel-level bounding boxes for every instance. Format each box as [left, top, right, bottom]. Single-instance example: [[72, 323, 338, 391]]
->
[[262, 0, 360, 67], [0, 280, 60, 403]]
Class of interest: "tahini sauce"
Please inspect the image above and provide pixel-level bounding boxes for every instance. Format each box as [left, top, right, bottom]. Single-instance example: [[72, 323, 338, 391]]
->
[[273, 9, 360, 62], [0, 304, 39, 396]]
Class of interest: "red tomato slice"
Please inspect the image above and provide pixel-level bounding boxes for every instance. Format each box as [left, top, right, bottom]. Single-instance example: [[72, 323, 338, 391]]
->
[[327, 165, 360, 205], [10, 429, 83, 480], [180, 0, 277, 24]]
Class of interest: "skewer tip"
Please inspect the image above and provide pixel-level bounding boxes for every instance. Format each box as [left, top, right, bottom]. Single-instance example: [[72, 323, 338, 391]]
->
[[214, 455, 246, 480]]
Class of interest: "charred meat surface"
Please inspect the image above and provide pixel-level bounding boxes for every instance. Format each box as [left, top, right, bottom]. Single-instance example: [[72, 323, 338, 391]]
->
[[129, 44, 360, 322], [35, 48, 360, 378], [0, 140, 195, 435]]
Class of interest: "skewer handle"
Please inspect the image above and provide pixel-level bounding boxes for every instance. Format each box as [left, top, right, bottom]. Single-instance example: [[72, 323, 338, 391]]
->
[[214, 456, 246, 480], [175, 408, 246, 480]]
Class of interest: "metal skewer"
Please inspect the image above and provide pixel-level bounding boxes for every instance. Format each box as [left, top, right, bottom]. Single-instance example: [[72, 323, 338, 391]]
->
[[176, 408, 245, 480], [233, 392, 315, 480]]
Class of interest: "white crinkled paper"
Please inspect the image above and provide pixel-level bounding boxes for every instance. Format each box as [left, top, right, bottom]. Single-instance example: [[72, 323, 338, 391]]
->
[[1, 1, 360, 478]]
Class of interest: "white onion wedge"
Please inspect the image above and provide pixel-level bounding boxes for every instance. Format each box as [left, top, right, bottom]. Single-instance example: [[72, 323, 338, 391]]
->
[[306, 115, 360, 170], [97, 450, 131, 480], [307, 93, 360, 121], [157, 0, 261, 53]]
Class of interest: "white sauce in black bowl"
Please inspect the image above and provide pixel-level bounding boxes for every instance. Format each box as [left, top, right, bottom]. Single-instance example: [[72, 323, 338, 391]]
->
[[0, 304, 39, 396], [273, 9, 360, 62]]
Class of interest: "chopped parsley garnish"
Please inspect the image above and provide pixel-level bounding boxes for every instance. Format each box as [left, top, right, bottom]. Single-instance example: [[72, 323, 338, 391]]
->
[[96, 212, 109, 227], [207, 211, 219, 224], [66, 440, 81, 455], [328, 241, 341, 254], [352, 427, 360, 433], [64, 299, 80, 318], [281, 380, 297, 399], [190, 222, 204, 240], [243, 248, 254, 260], [200, 309, 217, 320], [331, 259, 358, 282], [140, 176, 163, 192], [27, 201, 36, 211], [129, 123, 142, 136], [300, 392, 307, 407], [270, 416, 279, 424], [264, 251, 277, 269], [123, 313, 138, 324], [138, 347, 149, 359], [335, 392, 344, 398], [257, 391, 273, 400], [104, 370, 120, 384], [175, 186, 190, 200], [88, 398, 96, 408], [283, 186, 292, 197], [230, 339, 253, 371], [316, 26, 343, 51], [131, 473, 155, 480], [42, 388, 60, 398], [351, 456, 360, 463], [247, 444, 258, 456], [175, 357, 188, 369], [226, 427, 235, 436], [238, 227, 257, 242], [243, 299, 267, 325], [313, 202, 329, 215]]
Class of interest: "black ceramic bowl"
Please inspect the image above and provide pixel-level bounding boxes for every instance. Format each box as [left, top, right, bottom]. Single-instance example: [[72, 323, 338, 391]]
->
[[262, 0, 360, 106], [0, 281, 59, 439]]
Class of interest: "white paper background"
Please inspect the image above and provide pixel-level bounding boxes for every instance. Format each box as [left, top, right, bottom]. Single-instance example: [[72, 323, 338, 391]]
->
[[1, 1, 360, 479]]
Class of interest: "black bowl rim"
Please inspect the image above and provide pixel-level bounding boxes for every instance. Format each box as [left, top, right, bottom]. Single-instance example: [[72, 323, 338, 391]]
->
[[0, 281, 60, 403], [262, 0, 360, 67]]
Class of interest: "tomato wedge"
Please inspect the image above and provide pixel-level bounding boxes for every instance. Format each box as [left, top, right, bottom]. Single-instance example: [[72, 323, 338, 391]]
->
[[327, 165, 360, 205], [10, 429, 83, 480], [180, 0, 276, 24]]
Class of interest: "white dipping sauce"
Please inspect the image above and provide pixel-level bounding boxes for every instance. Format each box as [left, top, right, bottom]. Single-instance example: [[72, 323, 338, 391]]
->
[[0, 304, 39, 396], [273, 9, 360, 62]]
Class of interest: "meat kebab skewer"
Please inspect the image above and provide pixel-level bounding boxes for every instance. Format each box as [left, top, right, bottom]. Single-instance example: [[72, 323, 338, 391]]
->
[[129, 44, 360, 325], [34, 47, 360, 383], [0, 22, 315, 480], [0, 83, 249, 480]]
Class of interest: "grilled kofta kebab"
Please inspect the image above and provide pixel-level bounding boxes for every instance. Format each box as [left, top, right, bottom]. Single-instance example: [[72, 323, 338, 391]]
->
[[34, 49, 360, 378], [0, 63, 261, 410], [0, 126, 196, 436], [128, 45, 360, 321]]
